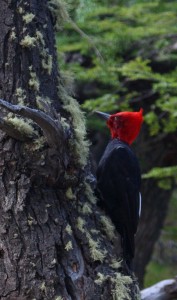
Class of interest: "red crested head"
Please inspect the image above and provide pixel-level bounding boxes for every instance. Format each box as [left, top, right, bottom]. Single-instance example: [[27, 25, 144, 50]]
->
[[95, 108, 143, 145], [106, 108, 143, 145]]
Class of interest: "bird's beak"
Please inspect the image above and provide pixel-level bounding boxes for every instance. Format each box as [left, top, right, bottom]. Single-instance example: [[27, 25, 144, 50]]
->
[[94, 111, 110, 120]]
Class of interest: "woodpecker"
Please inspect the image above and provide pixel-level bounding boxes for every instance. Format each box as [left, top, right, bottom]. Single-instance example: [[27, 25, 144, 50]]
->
[[96, 108, 143, 268]]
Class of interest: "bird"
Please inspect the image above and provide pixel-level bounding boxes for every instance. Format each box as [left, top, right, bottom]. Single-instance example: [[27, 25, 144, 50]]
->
[[95, 108, 143, 269]]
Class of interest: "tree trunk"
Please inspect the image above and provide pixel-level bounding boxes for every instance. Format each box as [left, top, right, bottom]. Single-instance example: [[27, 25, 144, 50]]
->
[[134, 129, 175, 287], [0, 1, 139, 299]]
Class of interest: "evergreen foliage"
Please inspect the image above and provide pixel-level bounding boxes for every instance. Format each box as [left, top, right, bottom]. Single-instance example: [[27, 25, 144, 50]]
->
[[57, 0, 177, 182]]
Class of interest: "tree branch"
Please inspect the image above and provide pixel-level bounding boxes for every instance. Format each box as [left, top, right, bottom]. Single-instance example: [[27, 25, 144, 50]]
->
[[0, 98, 63, 148], [141, 278, 177, 300], [0, 117, 34, 141]]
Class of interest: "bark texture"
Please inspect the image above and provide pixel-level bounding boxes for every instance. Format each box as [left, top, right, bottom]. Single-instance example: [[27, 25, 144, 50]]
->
[[0, 1, 139, 299], [134, 128, 175, 287]]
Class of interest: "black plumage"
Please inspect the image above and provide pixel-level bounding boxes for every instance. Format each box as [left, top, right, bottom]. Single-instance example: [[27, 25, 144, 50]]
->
[[96, 138, 141, 268]]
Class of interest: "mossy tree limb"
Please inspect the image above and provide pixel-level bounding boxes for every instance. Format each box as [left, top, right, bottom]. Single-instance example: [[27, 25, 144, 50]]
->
[[0, 98, 63, 148]]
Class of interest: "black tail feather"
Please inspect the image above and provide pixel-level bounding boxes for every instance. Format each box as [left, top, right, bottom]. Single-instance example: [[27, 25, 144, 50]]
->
[[121, 227, 135, 270]]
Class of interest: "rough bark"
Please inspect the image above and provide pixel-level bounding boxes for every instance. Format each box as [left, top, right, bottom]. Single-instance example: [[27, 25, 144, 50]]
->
[[133, 127, 176, 287], [0, 1, 139, 299]]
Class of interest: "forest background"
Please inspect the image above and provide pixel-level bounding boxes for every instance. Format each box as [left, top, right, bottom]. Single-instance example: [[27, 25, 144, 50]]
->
[[58, 0, 177, 287]]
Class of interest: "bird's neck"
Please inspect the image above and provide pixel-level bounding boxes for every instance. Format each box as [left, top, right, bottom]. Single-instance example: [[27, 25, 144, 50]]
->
[[112, 137, 130, 146], [110, 125, 138, 145]]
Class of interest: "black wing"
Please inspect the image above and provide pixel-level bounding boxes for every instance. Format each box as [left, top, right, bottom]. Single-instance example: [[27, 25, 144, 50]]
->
[[96, 145, 141, 259]]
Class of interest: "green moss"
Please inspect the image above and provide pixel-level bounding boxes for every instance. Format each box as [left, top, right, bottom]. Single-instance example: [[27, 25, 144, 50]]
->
[[15, 88, 26, 105], [65, 224, 72, 235], [5, 116, 35, 137], [76, 217, 85, 233], [27, 215, 37, 226], [60, 117, 70, 130], [86, 232, 107, 262], [60, 70, 75, 96], [40, 282, 46, 293], [29, 68, 40, 91], [64, 98, 89, 165], [42, 53, 53, 75], [84, 182, 96, 204], [32, 136, 46, 151], [36, 30, 45, 46], [20, 35, 36, 47], [81, 202, 92, 215], [10, 29, 16, 40], [95, 269, 137, 300], [65, 187, 75, 200], [18, 6, 24, 14], [111, 272, 133, 300], [110, 259, 122, 270], [65, 241, 73, 251], [48, 0, 70, 31], [100, 215, 115, 241], [95, 272, 109, 285], [59, 84, 89, 167], [22, 13, 35, 24], [36, 96, 52, 112], [27, 220, 33, 226], [36, 31, 53, 75]]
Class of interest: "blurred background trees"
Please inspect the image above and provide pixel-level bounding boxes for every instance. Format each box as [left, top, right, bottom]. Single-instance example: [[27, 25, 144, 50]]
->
[[57, 0, 177, 287]]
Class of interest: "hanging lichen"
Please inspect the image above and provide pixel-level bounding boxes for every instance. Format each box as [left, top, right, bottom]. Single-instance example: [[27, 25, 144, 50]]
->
[[48, 0, 70, 30], [58, 83, 90, 167]]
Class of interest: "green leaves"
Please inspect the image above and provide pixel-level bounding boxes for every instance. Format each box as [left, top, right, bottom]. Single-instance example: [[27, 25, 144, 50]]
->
[[143, 166, 177, 189], [82, 93, 119, 112], [118, 57, 152, 81], [143, 166, 177, 179], [144, 112, 160, 136], [57, 0, 177, 136]]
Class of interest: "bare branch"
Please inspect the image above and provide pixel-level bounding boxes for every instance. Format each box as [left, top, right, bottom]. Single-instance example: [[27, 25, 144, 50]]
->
[[0, 99, 63, 148], [141, 278, 177, 300]]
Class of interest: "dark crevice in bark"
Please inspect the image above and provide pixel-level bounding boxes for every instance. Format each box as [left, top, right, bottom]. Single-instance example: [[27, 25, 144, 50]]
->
[[12, 215, 26, 263], [36, 241, 44, 275], [65, 274, 80, 300], [0, 249, 5, 258], [2, 31, 11, 75]]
